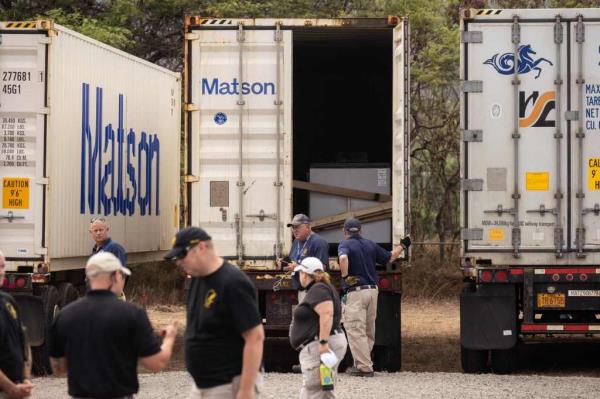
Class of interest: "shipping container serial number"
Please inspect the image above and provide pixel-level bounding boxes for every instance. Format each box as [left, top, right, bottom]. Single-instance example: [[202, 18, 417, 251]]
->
[[537, 293, 565, 308], [2, 84, 22, 95], [2, 71, 31, 82]]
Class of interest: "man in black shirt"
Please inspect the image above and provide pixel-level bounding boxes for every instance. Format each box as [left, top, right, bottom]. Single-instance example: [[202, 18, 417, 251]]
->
[[49, 252, 178, 399], [165, 227, 264, 399], [0, 250, 33, 399]]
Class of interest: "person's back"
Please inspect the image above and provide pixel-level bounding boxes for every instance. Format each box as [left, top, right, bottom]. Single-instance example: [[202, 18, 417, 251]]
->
[[338, 235, 388, 286], [50, 291, 160, 397]]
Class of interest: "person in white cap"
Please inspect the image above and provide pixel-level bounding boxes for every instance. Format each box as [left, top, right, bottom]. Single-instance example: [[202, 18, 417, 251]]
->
[[289, 257, 347, 399], [48, 252, 178, 399]]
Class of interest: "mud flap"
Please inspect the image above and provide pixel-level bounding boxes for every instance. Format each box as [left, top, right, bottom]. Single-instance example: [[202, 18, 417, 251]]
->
[[373, 291, 401, 371], [460, 284, 517, 350], [13, 294, 45, 346]]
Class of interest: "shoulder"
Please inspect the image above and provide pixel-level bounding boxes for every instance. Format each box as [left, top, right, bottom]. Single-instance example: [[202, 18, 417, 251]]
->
[[311, 233, 328, 246], [0, 290, 15, 304], [222, 262, 253, 287]]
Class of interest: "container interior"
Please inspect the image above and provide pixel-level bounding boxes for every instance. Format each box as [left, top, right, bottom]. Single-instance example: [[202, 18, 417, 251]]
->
[[291, 28, 394, 250]]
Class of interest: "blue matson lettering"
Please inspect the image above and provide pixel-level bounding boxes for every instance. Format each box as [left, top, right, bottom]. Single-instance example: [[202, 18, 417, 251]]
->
[[201, 78, 275, 96], [80, 83, 160, 217]]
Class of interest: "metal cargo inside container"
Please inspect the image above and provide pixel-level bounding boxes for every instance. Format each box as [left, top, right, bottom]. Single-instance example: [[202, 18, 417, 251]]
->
[[460, 8, 600, 265], [184, 17, 409, 267], [0, 21, 181, 271]]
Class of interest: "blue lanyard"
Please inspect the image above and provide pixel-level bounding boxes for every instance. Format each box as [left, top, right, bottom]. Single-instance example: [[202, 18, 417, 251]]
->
[[295, 234, 311, 261]]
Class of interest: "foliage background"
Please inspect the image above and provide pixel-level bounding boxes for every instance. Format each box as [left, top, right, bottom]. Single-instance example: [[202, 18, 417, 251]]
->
[[1, 0, 596, 297]]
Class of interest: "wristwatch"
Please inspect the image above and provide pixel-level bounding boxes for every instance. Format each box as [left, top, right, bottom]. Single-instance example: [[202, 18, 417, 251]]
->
[[319, 339, 328, 345]]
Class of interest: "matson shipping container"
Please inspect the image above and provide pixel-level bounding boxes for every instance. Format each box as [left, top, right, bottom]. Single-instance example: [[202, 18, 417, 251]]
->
[[460, 8, 600, 373], [0, 20, 180, 373], [184, 17, 410, 370]]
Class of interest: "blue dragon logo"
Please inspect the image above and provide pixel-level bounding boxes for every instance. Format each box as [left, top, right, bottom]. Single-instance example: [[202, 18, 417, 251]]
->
[[484, 44, 553, 79]]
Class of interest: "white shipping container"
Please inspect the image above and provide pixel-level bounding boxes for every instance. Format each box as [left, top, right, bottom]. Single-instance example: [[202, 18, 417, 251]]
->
[[184, 17, 410, 268], [0, 21, 181, 271], [461, 8, 600, 265]]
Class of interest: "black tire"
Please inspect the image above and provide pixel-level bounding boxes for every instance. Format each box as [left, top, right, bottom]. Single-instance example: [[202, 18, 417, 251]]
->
[[461, 345, 489, 373], [32, 285, 60, 376], [491, 347, 517, 374], [57, 282, 79, 308]]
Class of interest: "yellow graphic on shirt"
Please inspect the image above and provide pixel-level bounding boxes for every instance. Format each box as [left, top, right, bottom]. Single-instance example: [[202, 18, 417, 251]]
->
[[5, 302, 17, 320], [204, 289, 217, 309]]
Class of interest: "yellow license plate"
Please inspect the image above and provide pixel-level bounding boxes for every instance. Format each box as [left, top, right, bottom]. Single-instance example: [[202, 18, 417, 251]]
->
[[537, 293, 565, 308]]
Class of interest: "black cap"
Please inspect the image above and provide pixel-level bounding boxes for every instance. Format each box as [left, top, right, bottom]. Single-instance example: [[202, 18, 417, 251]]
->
[[164, 226, 212, 260], [344, 218, 361, 233]]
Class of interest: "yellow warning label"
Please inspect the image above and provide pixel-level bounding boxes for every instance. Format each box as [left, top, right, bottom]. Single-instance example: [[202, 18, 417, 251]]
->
[[526, 172, 549, 191], [2, 178, 30, 209], [489, 228, 505, 241], [588, 158, 600, 190]]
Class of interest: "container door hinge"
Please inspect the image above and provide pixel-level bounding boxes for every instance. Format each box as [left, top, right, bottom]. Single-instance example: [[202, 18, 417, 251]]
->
[[184, 103, 198, 112], [36, 178, 48, 185], [461, 31, 482, 43], [461, 179, 483, 191], [184, 175, 199, 183], [461, 129, 483, 142], [462, 228, 483, 241], [38, 107, 49, 115], [38, 37, 51, 45], [35, 247, 48, 255], [462, 80, 482, 93]]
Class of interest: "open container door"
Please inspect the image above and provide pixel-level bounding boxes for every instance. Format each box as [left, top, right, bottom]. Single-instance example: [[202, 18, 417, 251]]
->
[[187, 20, 293, 264], [0, 24, 48, 264], [392, 18, 410, 246]]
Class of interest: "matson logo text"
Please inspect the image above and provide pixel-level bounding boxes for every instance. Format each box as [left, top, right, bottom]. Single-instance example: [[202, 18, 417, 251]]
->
[[201, 78, 275, 96]]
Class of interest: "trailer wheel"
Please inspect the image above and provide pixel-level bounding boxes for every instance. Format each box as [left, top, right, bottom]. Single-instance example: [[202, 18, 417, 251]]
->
[[57, 282, 79, 308], [32, 285, 60, 376], [491, 347, 517, 374], [461, 345, 489, 373]]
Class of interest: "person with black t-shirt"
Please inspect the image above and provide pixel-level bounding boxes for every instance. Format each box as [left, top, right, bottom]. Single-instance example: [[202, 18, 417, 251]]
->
[[165, 226, 264, 399], [49, 252, 178, 399], [0, 250, 33, 399], [289, 257, 347, 399]]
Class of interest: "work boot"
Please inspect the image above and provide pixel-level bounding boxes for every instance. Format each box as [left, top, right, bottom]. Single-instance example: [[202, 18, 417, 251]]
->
[[292, 364, 302, 374], [346, 366, 374, 377]]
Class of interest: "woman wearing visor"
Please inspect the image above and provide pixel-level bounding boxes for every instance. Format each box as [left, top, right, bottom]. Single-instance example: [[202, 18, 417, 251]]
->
[[289, 257, 347, 399]]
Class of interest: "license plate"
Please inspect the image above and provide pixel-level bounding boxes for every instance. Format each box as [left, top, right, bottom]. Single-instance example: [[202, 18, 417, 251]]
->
[[537, 293, 565, 308]]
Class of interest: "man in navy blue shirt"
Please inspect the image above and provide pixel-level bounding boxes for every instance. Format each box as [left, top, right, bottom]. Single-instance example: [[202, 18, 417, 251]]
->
[[89, 217, 127, 266], [338, 218, 404, 377], [277, 214, 329, 299]]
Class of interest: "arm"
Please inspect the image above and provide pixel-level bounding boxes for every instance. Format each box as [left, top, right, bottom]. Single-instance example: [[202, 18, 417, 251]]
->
[[139, 322, 178, 372], [22, 345, 31, 379], [50, 357, 68, 377], [236, 324, 264, 399], [314, 300, 334, 354], [0, 370, 33, 399], [339, 255, 349, 278]]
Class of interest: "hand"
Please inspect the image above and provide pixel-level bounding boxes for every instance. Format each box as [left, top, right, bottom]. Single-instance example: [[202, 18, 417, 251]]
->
[[161, 321, 179, 339], [235, 387, 255, 399], [284, 261, 297, 272], [7, 380, 34, 399], [319, 343, 330, 354]]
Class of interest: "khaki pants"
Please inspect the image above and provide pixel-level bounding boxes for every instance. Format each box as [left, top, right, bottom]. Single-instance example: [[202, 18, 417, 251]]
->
[[189, 374, 262, 399], [299, 333, 347, 399], [343, 287, 378, 372]]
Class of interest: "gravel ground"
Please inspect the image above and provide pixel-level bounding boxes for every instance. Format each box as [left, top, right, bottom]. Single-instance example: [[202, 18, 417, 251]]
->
[[31, 371, 600, 398]]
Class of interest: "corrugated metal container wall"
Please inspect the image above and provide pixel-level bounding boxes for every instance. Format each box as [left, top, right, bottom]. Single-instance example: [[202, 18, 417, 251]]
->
[[461, 8, 600, 265], [45, 25, 181, 269]]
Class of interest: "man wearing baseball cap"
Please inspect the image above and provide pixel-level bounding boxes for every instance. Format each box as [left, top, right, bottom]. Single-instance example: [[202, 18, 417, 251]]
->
[[338, 218, 409, 377], [165, 226, 264, 399], [49, 252, 178, 399]]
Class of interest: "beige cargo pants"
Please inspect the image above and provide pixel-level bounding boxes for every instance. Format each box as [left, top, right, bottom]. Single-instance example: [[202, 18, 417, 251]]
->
[[188, 374, 263, 399], [343, 287, 378, 372], [298, 333, 347, 399]]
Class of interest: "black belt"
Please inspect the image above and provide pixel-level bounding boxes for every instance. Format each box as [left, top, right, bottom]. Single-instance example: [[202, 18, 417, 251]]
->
[[72, 396, 133, 399], [347, 284, 377, 293], [296, 328, 344, 351]]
